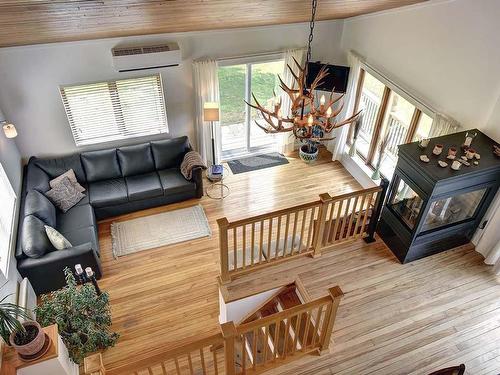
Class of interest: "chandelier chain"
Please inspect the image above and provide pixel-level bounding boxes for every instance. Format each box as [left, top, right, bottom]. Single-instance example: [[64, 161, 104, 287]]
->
[[306, 0, 318, 64]]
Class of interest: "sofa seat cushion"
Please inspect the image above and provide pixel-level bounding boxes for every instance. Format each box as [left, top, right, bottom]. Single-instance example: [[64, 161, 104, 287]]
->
[[81, 149, 122, 182], [22, 215, 55, 258], [24, 190, 56, 227], [88, 178, 128, 208], [61, 226, 99, 251], [117, 143, 155, 177], [158, 169, 196, 195], [125, 172, 163, 201], [56, 203, 96, 233]]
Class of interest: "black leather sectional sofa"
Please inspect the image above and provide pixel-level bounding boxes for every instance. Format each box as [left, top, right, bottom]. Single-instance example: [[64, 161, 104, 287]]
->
[[16, 136, 203, 295]]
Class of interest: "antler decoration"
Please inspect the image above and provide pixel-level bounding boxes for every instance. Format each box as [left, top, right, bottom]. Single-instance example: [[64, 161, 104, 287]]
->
[[245, 56, 362, 143]]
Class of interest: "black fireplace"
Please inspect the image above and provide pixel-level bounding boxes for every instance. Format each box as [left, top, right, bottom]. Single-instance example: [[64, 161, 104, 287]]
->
[[378, 129, 500, 263]]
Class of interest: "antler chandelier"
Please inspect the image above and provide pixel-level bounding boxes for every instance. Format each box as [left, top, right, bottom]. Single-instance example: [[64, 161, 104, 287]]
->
[[245, 0, 361, 142]]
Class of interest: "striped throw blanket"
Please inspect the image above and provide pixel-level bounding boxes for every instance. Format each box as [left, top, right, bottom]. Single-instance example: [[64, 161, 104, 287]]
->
[[181, 151, 207, 180]]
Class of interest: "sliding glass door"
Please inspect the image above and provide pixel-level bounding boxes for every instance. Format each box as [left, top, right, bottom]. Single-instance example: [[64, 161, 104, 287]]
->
[[218, 58, 284, 160]]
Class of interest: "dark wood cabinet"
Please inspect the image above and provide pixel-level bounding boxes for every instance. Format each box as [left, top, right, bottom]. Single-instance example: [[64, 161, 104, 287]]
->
[[378, 129, 500, 263]]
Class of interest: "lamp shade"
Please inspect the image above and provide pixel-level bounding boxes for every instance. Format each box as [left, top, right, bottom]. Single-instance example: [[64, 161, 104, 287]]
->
[[203, 102, 220, 122]]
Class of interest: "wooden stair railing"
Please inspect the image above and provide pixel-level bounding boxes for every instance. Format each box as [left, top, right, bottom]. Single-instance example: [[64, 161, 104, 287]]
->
[[94, 286, 344, 375], [219, 180, 389, 283]]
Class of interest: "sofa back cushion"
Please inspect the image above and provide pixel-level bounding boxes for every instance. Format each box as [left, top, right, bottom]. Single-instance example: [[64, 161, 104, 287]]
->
[[151, 136, 190, 170], [24, 190, 56, 227], [22, 215, 55, 258], [34, 154, 86, 183], [81, 149, 121, 182], [117, 143, 155, 177], [25, 161, 50, 193]]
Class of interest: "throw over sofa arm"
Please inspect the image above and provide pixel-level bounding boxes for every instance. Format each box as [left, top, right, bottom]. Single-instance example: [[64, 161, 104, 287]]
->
[[17, 243, 101, 295]]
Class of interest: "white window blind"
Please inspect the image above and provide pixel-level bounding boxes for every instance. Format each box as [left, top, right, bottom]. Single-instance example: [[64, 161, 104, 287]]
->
[[0, 163, 16, 277], [60, 74, 168, 146]]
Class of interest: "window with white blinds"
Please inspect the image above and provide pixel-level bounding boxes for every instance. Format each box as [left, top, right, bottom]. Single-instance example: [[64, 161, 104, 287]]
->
[[60, 74, 168, 146], [0, 163, 16, 277]]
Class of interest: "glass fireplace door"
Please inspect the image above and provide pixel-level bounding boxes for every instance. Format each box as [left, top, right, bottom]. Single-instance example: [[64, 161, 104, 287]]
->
[[421, 188, 487, 232], [388, 177, 424, 230]]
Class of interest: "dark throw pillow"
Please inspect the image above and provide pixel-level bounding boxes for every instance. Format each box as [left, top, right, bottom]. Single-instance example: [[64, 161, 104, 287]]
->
[[45, 177, 85, 213]]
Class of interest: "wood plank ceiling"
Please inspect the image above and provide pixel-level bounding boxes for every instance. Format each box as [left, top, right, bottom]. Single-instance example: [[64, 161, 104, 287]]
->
[[0, 0, 427, 47]]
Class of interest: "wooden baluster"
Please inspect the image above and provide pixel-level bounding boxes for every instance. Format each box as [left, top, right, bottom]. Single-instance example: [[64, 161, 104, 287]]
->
[[274, 215, 282, 260], [298, 210, 307, 253], [266, 217, 273, 261], [187, 353, 194, 374], [319, 286, 344, 354], [290, 211, 298, 255], [221, 322, 237, 375], [283, 317, 291, 359], [160, 362, 167, 375], [242, 224, 247, 269], [353, 193, 367, 238], [302, 310, 311, 352], [250, 222, 255, 266], [292, 312, 302, 354], [258, 220, 264, 263], [252, 328, 257, 370], [345, 196, 359, 240], [283, 213, 290, 257], [217, 218, 230, 284], [324, 200, 336, 245], [233, 227, 237, 271], [263, 324, 269, 364], [174, 357, 181, 374], [148, 367, 154, 375], [241, 334, 247, 373], [360, 192, 374, 238], [339, 197, 352, 240], [312, 193, 331, 257], [331, 199, 343, 244], [273, 319, 281, 360], [306, 207, 316, 250], [199, 348, 207, 375], [311, 305, 324, 346], [212, 349, 219, 375]]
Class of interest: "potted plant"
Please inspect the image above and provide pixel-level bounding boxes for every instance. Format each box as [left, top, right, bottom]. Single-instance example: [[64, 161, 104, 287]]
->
[[0, 291, 45, 357], [35, 268, 119, 364], [299, 138, 320, 163]]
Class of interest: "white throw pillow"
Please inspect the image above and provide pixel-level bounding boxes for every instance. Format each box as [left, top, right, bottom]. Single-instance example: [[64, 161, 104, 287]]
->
[[44, 225, 72, 250]]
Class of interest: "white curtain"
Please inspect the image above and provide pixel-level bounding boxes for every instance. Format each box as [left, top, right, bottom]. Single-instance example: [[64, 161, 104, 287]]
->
[[429, 113, 461, 138], [280, 48, 306, 154], [192, 59, 220, 164], [331, 51, 362, 161], [474, 191, 500, 275]]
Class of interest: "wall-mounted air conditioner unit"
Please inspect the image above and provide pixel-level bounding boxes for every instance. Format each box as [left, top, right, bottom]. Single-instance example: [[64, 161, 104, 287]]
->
[[111, 42, 181, 72]]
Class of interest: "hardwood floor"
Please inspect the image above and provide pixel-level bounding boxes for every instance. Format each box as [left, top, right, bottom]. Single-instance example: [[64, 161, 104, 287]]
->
[[97, 150, 500, 375]]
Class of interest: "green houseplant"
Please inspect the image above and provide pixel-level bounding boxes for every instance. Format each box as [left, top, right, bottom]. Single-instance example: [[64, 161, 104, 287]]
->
[[0, 289, 46, 357], [35, 268, 119, 364]]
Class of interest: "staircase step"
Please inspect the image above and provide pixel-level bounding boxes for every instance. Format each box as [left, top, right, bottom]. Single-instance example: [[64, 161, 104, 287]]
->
[[277, 286, 302, 310]]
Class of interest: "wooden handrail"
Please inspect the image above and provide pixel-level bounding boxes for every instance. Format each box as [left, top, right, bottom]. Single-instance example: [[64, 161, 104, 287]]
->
[[218, 184, 387, 283], [99, 285, 344, 375]]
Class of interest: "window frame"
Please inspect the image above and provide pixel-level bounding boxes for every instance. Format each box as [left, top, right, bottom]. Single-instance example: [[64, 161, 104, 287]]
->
[[347, 64, 435, 178], [0, 163, 16, 279], [217, 53, 285, 160], [60, 74, 168, 147]]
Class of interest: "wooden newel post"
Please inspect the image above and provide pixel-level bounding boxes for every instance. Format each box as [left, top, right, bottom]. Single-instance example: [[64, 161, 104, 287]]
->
[[319, 286, 344, 354], [217, 217, 231, 284], [364, 177, 389, 243], [312, 193, 332, 258], [220, 321, 237, 375]]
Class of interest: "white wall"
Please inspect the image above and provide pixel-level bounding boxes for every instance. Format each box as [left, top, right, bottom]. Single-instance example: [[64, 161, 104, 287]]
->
[[341, 0, 500, 142], [0, 20, 345, 159], [0, 132, 23, 300], [219, 287, 280, 324]]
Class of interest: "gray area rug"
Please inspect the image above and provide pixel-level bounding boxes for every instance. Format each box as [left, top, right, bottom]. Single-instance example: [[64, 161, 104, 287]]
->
[[227, 152, 289, 174], [111, 205, 211, 258]]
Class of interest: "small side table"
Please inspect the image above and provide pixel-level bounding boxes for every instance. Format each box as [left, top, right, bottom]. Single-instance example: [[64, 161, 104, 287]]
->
[[206, 165, 230, 200], [1, 324, 78, 375]]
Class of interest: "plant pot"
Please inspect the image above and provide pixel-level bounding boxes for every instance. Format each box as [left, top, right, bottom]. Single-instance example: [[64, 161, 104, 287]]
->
[[9, 321, 46, 357], [299, 145, 319, 163]]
